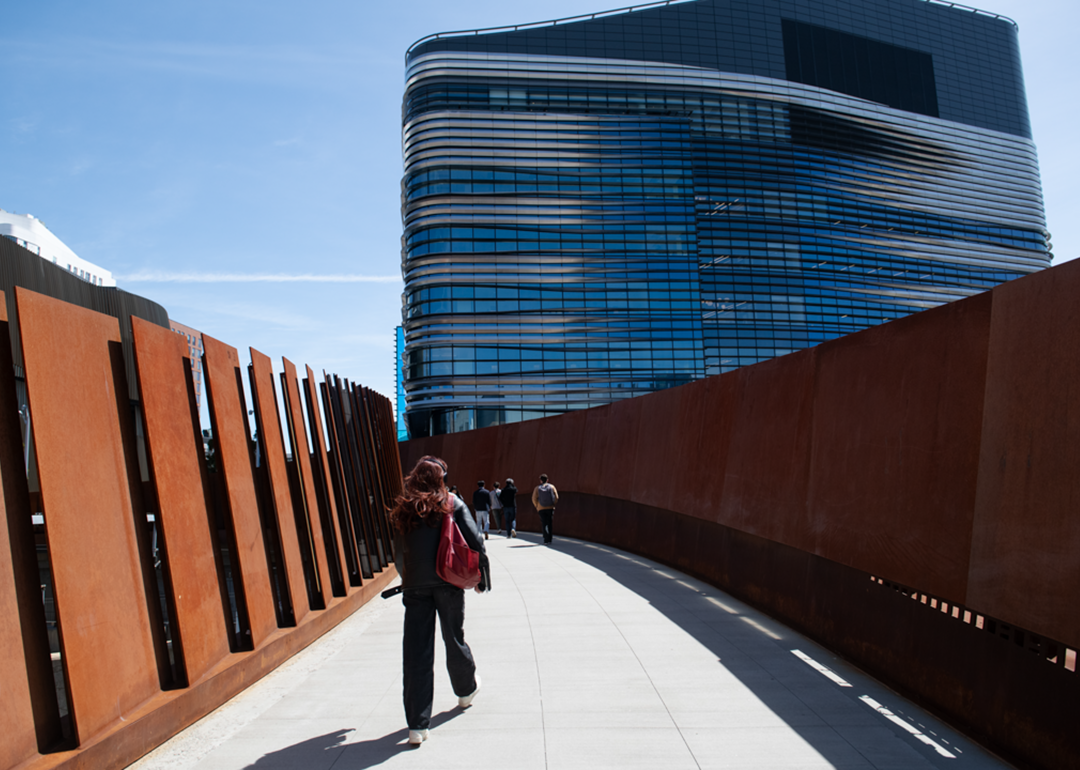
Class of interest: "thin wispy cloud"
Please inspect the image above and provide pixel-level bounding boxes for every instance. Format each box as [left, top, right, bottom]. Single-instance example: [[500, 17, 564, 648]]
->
[[2, 38, 368, 90], [121, 271, 400, 283]]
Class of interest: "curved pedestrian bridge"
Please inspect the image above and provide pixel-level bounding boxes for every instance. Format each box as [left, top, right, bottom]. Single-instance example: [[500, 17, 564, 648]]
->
[[131, 535, 1010, 770]]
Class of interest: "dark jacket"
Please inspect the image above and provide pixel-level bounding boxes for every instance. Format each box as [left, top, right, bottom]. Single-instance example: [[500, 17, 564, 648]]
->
[[395, 496, 488, 590], [499, 484, 518, 508], [472, 487, 490, 512]]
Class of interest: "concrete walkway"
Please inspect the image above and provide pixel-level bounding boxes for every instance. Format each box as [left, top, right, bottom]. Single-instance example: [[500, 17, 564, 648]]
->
[[130, 534, 1014, 769]]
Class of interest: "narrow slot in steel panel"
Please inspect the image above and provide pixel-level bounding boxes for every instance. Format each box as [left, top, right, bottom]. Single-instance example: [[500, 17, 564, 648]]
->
[[201, 334, 277, 646], [281, 357, 333, 606], [305, 367, 354, 592], [0, 290, 60, 763], [249, 348, 309, 622], [131, 317, 232, 683]]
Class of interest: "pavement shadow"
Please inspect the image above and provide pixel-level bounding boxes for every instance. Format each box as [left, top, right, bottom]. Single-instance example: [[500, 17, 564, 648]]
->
[[242, 729, 355, 769], [550, 537, 1005, 770], [242, 709, 467, 769]]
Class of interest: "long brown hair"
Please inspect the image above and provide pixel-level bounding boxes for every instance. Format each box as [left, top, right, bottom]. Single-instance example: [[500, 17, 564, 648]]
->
[[390, 455, 452, 534]]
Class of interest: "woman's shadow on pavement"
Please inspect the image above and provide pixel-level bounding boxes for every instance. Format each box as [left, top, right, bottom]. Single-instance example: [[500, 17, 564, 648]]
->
[[243, 708, 465, 769]]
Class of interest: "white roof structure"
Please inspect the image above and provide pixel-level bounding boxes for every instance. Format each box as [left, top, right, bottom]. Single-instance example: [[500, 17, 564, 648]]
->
[[0, 209, 115, 287]]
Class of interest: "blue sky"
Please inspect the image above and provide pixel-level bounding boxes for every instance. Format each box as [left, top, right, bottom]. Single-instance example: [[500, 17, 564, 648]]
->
[[2, 0, 1076, 404]]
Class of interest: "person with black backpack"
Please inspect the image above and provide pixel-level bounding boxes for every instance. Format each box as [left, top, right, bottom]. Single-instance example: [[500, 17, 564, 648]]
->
[[531, 473, 559, 544]]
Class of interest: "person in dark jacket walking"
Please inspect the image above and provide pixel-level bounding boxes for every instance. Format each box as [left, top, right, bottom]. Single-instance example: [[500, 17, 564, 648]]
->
[[472, 480, 491, 540], [499, 478, 518, 538], [532, 474, 559, 544], [392, 456, 488, 746]]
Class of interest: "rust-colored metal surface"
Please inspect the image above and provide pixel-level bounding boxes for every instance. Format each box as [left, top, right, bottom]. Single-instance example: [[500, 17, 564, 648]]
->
[[372, 390, 404, 539], [667, 376, 728, 522], [15, 287, 159, 744], [400, 258, 1080, 769], [352, 386, 388, 568], [364, 388, 394, 566], [378, 395, 405, 498], [970, 259, 1080, 646], [808, 295, 992, 601], [630, 387, 687, 512], [344, 381, 384, 571], [718, 349, 815, 546], [537, 409, 585, 493], [600, 397, 643, 501], [0, 291, 60, 765], [15, 567, 398, 770], [576, 403, 615, 496], [281, 358, 334, 606], [318, 377, 362, 584], [325, 376, 374, 579], [131, 317, 232, 684], [249, 348, 311, 622], [0, 443, 38, 767], [1, 287, 405, 770], [304, 367, 352, 593], [201, 334, 277, 646]]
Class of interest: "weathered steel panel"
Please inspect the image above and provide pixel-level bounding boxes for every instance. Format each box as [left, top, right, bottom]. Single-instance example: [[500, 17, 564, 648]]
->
[[682, 373, 739, 523], [304, 367, 351, 594], [0, 455, 39, 767], [319, 378, 363, 583], [15, 287, 159, 744], [0, 290, 59, 767], [719, 349, 816, 545], [970, 259, 1080, 648], [281, 358, 333, 606], [326, 376, 374, 579], [809, 295, 991, 602], [201, 334, 277, 646], [352, 385, 388, 568], [490, 422, 522, 502], [576, 405, 611, 496], [378, 395, 405, 498], [537, 410, 586, 493], [249, 348, 310, 622], [131, 317, 232, 684], [594, 396, 643, 502], [630, 388, 683, 511]]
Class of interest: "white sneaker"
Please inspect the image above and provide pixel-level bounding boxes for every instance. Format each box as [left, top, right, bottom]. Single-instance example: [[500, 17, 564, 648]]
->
[[511, 529, 517, 538], [408, 729, 428, 745], [458, 674, 481, 708]]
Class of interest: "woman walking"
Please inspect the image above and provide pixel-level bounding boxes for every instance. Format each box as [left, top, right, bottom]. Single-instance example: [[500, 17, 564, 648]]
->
[[391, 455, 488, 745]]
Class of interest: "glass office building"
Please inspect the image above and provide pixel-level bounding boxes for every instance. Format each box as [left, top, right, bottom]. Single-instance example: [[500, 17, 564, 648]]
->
[[400, 0, 1050, 438]]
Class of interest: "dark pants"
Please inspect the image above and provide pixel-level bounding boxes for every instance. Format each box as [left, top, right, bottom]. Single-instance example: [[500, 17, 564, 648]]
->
[[503, 506, 516, 536], [493, 508, 504, 530], [538, 508, 554, 543], [402, 586, 477, 730]]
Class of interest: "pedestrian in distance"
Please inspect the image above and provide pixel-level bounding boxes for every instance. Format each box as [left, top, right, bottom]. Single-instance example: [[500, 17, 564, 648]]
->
[[500, 478, 518, 538], [532, 474, 558, 544], [490, 481, 504, 533], [472, 480, 492, 540], [391, 456, 488, 746]]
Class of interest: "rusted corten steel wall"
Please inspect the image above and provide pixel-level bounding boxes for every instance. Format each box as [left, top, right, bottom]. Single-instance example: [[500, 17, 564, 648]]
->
[[402, 258, 1080, 770], [0, 288, 400, 770]]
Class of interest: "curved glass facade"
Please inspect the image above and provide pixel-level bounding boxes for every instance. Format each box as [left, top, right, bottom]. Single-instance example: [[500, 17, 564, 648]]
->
[[401, 0, 1050, 438]]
